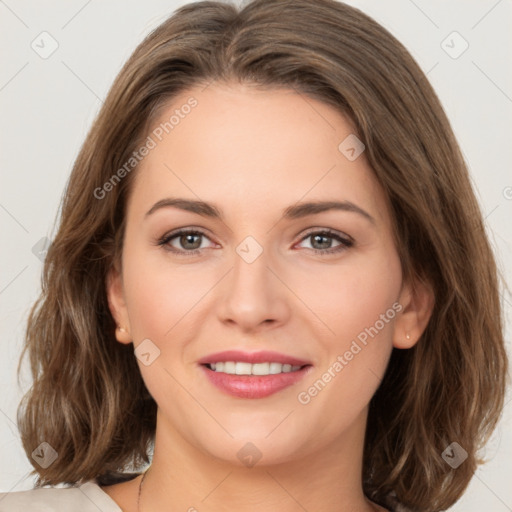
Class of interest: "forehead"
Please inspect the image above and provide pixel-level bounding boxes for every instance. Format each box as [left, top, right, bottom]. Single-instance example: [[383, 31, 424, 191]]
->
[[127, 82, 389, 226]]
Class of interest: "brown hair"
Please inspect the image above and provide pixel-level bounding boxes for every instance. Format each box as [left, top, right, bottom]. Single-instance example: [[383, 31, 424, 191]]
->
[[17, 1, 508, 510]]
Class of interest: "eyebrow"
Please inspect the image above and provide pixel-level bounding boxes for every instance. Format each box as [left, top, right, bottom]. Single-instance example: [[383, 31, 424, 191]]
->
[[145, 197, 376, 224]]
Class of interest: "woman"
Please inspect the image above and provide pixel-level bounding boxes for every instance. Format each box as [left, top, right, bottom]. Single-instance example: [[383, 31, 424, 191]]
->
[[0, 0, 507, 511]]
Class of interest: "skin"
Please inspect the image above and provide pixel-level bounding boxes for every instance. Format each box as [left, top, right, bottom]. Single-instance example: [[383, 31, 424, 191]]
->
[[104, 82, 433, 512]]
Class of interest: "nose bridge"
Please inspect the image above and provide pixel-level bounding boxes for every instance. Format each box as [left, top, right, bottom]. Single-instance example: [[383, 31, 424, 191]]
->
[[231, 234, 272, 302], [216, 233, 288, 330]]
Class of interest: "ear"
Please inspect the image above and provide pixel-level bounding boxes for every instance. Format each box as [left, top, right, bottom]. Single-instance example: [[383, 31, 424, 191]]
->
[[393, 275, 434, 349], [106, 263, 132, 345]]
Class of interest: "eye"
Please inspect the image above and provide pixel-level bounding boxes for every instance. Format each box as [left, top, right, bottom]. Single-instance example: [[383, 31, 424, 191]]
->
[[157, 228, 214, 256], [156, 227, 354, 257], [296, 228, 354, 256]]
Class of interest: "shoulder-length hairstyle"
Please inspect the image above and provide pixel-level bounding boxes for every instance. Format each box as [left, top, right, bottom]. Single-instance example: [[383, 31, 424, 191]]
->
[[17, 1, 508, 510]]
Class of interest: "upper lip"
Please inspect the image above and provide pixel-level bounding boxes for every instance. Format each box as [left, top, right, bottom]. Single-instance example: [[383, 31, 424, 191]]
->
[[198, 350, 311, 367]]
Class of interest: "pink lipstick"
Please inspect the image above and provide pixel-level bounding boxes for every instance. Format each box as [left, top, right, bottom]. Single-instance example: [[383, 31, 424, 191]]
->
[[198, 350, 313, 399]]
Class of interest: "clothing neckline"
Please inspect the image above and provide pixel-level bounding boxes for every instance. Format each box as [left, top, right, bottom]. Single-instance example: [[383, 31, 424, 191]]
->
[[86, 480, 124, 511], [90, 477, 395, 512]]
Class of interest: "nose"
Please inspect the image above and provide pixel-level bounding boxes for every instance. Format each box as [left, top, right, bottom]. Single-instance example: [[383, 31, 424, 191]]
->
[[216, 240, 290, 333]]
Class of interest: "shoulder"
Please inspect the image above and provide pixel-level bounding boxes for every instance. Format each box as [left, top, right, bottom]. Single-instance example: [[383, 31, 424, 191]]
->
[[0, 481, 122, 512]]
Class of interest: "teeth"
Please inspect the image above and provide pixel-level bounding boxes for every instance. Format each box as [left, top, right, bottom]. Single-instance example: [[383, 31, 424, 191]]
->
[[224, 361, 235, 373], [236, 362, 252, 375], [269, 362, 282, 374], [252, 363, 270, 375], [207, 361, 302, 376]]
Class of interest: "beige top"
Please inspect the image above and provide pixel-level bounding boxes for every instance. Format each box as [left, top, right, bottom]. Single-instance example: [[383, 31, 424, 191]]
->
[[0, 481, 122, 512], [0, 480, 409, 511]]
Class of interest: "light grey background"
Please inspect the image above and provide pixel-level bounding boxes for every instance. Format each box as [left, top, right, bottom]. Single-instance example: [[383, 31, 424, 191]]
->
[[1, 0, 511, 510]]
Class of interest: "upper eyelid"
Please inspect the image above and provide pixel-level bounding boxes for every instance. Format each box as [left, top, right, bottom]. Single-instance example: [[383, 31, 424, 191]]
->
[[299, 227, 352, 241], [161, 226, 352, 246]]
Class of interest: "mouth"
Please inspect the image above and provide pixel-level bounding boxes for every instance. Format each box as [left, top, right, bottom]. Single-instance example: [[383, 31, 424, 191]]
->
[[204, 361, 305, 375], [198, 350, 313, 399]]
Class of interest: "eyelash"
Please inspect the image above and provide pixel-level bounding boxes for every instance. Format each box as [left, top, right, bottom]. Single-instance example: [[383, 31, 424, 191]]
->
[[156, 228, 354, 257]]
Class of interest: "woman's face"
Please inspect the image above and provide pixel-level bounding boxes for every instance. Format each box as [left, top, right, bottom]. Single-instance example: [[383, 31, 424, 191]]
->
[[108, 82, 417, 466]]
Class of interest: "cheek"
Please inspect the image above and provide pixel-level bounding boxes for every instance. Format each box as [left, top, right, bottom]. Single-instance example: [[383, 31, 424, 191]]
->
[[302, 248, 400, 401], [293, 246, 402, 346], [291, 246, 400, 415], [120, 246, 208, 402], [122, 244, 209, 341], [292, 261, 400, 441]]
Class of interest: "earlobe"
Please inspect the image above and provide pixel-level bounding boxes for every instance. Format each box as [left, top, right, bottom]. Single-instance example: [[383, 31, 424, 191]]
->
[[106, 265, 132, 344], [115, 325, 132, 343], [393, 276, 434, 349]]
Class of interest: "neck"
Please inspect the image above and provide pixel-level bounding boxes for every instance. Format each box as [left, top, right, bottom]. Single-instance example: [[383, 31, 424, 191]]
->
[[141, 407, 379, 512]]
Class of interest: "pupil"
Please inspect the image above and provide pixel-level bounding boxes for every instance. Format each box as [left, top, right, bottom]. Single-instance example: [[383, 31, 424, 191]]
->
[[313, 234, 330, 249], [182, 234, 200, 250]]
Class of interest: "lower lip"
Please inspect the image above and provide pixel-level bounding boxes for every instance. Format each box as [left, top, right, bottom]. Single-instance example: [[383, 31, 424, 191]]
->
[[200, 364, 312, 399]]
